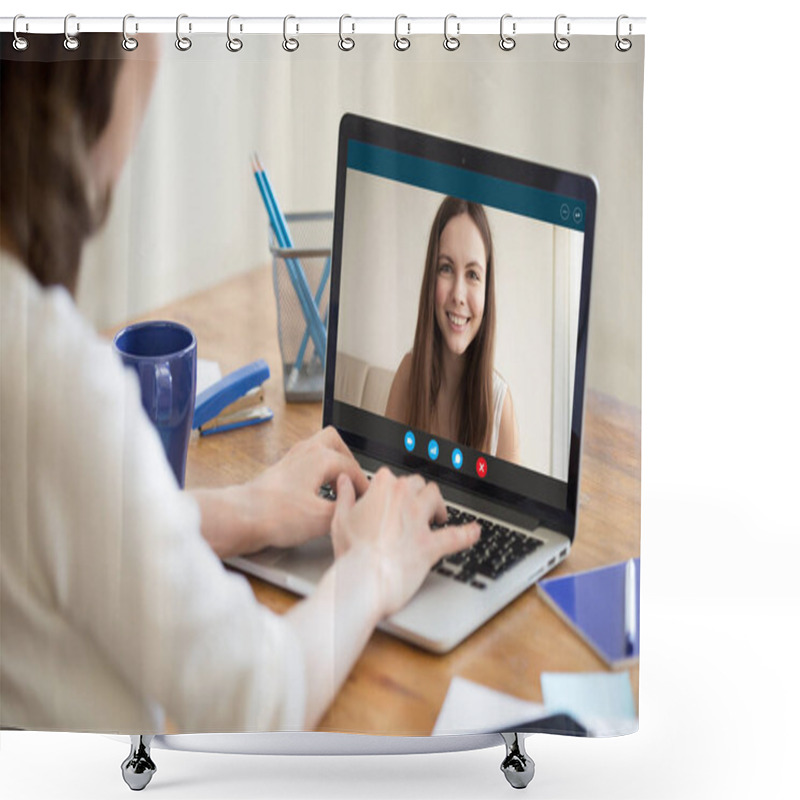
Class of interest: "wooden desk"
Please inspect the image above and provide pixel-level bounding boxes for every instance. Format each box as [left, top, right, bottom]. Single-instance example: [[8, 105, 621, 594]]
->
[[127, 267, 641, 735]]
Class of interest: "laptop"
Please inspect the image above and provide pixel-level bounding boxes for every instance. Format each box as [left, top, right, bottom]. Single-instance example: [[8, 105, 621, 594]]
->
[[228, 114, 597, 653]]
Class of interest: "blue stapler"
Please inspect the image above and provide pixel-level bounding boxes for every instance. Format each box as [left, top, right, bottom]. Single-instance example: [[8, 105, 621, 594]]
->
[[192, 359, 273, 436]]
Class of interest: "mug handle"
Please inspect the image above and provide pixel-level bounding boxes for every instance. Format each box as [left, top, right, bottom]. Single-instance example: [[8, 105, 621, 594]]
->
[[152, 363, 173, 425]]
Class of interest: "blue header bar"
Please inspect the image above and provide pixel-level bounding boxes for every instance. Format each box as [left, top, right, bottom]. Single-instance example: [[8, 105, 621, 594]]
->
[[347, 140, 586, 232]]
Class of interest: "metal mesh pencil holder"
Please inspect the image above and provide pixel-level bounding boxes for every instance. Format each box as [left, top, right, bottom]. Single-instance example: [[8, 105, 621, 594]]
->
[[269, 212, 333, 402]]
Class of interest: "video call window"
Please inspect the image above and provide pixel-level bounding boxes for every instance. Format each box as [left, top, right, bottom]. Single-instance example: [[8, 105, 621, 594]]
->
[[334, 142, 585, 484]]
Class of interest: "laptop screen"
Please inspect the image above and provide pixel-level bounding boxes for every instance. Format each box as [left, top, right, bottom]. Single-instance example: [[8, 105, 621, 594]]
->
[[325, 115, 596, 536]]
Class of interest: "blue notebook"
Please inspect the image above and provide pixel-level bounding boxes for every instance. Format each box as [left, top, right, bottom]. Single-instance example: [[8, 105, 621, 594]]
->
[[537, 558, 640, 669]]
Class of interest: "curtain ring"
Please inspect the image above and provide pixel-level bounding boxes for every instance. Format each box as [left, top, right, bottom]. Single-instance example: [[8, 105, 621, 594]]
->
[[175, 14, 192, 51], [63, 13, 80, 51], [12, 15, 29, 51], [553, 14, 570, 51], [443, 14, 460, 51], [615, 14, 632, 52], [394, 15, 410, 51], [499, 14, 516, 51], [339, 14, 355, 51], [122, 15, 139, 51], [283, 15, 299, 52], [226, 15, 243, 52]]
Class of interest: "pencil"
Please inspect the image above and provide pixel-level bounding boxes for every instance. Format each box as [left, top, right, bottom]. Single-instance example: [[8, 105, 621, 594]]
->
[[250, 153, 327, 361], [293, 255, 331, 373]]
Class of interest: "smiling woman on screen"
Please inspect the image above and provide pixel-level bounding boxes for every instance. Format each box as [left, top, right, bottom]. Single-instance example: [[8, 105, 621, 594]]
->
[[386, 196, 520, 463]]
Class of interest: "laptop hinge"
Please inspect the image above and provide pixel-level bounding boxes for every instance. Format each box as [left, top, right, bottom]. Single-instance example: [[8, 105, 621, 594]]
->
[[353, 451, 546, 534]]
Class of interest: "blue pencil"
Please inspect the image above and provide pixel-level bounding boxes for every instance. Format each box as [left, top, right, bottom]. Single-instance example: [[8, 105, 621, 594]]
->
[[251, 154, 327, 360], [250, 156, 323, 350], [293, 255, 331, 372]]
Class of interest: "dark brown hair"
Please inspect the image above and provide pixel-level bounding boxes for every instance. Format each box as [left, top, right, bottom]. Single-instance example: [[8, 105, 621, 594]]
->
[[1, 34, 124, 293], [407, 196, 496, 451]]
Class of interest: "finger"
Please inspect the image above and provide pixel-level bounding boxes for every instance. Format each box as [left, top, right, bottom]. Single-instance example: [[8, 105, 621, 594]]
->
[[404, 473, 426, 494], [319, 425, 353, 459], [304, 496, 338, 533], [373, 466, 395, 488], [330, 474, 356, 559], [427, 522, 481, 564], [334, 472, 357, 517], [320, 451, 370, 497], [320, 432, 369, 497], [415, 481, 448, 525]]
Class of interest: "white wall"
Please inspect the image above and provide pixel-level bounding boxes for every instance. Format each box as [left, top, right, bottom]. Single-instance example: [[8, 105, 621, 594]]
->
[[76, 32, 642, 409]]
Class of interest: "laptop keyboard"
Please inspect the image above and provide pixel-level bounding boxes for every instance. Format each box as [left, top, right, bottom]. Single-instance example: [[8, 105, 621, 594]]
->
[[319, 484, 543, 591], [432, 506, 543, 589]]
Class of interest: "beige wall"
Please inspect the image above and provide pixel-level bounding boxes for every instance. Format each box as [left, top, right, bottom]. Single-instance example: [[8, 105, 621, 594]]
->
[[77, 34, 642, 408]]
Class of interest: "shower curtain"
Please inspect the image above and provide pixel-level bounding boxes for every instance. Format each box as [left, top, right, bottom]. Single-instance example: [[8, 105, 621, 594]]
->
[[1, 16, 643, 747]]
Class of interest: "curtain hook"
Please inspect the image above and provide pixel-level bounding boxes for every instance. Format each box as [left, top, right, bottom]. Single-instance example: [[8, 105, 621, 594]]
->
[[615, 14, 632, 52], [339, 14, 355, 51], [122, 15, 139, 51], [443, 14, 460, 51], [553, 14, 570, 51], [283, 15, 299, 52], [175, 14, 192, 51], [394, 15, 410, 51], [499, 14, 516, 51], [226, 15, 243, 52], [63, 13, 80, 51], [12, 15, 29, 51]]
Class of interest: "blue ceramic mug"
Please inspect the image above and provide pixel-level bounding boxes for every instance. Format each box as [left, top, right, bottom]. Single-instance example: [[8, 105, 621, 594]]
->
[[113, 321, 197, 488]]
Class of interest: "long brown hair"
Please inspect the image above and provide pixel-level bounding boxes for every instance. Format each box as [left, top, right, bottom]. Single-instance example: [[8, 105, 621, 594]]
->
[[1, 34, 123, 293], [407, 196, 496, 451]]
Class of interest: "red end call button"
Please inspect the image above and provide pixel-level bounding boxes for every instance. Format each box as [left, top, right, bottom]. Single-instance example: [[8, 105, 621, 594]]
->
[[476, 457, 488, 478]]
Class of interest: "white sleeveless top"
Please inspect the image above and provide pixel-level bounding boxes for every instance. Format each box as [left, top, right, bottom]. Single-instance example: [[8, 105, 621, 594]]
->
[[490, 370, 508, 456]]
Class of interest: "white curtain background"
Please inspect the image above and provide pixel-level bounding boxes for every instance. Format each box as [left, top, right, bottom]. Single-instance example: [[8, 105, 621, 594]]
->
[[77, 33, 643, 412]]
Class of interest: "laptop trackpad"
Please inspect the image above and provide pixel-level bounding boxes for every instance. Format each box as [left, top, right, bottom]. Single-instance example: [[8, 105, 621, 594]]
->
[[267, 536, 334, 589]]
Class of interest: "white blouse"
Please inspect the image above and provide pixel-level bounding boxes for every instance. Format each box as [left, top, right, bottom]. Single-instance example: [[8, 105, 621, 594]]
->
[[0, 252, 304, 733]]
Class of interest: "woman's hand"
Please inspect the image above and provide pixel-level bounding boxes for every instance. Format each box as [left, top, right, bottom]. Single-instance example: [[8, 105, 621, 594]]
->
[[330, 467, 481, 618], [244, 426, 370, 549], [193, 426, 369, 558], [283, 466, 479, 728]]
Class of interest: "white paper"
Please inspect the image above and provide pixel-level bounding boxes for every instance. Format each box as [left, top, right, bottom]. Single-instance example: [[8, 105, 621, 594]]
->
[[433, 677, 549, 735], [433, 676, 639, 737], [196, 358, 222, 396]]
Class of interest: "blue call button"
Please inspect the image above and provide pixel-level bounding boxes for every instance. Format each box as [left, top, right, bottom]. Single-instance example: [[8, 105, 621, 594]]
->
[[404, 431, 416, 452], [428, 439, 439, 460], [451, 448, 463, 470]]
